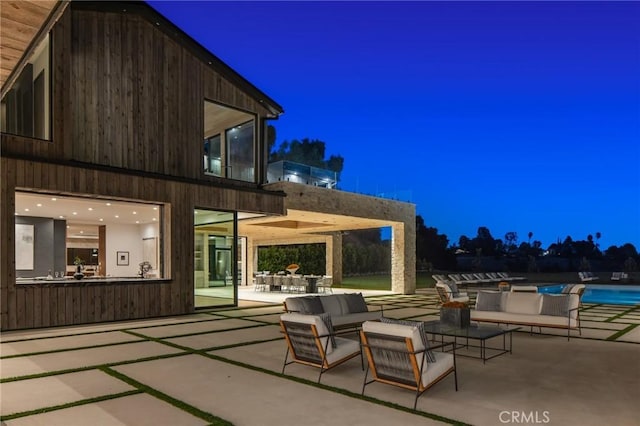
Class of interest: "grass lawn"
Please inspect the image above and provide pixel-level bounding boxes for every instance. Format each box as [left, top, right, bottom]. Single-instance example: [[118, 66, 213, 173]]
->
[[336, 271, 637, 291], [336, 272, 435, 291]]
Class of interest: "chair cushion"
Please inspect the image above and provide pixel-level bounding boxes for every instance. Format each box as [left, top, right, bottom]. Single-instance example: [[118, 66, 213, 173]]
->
[[380, 317, 436, 363], [540, 294, 569, 317], [476, 291, 503, 311], [280, 313, 333, 354], [344, 293, 369, 313]]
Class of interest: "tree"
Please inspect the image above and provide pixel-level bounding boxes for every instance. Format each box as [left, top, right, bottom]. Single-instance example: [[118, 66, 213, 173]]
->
[[504, 232, 518, 255], [415, 216, 455, 270]]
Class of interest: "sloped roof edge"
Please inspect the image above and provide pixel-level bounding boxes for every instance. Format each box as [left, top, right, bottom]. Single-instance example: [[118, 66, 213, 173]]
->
[[71, 0, 284, 117]]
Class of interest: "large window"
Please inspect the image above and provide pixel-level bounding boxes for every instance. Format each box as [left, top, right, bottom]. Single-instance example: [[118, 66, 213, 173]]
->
[[14, 192, 164, 281], [203, 100, 255, 182], [194, 209, 236, 307], [1, 35, 51, 140]]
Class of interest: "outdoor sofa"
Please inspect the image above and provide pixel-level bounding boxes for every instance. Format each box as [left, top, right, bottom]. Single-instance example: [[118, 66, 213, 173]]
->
[[470, 285, 584, 340], [284, 293, 383, 330]]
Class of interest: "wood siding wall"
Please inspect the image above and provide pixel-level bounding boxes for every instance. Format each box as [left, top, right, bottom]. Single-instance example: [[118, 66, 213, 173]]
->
[[0, 4, 286, 330], [1, 156, 284, 330], [2, 6, 274, 181]]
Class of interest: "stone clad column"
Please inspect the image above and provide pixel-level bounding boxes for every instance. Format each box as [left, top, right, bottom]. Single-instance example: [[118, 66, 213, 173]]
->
[[391, 222, 415, 294], [246, 238, 258, 285], [326, 232, 343, 284]]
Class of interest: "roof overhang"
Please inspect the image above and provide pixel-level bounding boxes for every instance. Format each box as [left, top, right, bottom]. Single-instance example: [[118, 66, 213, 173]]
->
[[0, 0, 66, 93]]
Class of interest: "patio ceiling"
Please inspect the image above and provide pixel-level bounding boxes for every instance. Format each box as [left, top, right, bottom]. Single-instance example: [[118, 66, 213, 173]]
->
[[238, 208, 395, 241], [0, 0, 60, 89]]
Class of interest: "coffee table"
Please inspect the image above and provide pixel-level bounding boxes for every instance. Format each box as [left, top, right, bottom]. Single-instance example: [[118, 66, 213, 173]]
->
[[423, 320, 520, 363]]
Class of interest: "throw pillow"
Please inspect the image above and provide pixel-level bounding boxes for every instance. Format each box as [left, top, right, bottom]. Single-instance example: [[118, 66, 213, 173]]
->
[[476, 291, 502, 311], [298, 296, 324, 314], [561, 284, 575, 294], [344, 293, 369, 313], [540, 294, 569, 317], [319, 312, 337, 348], [380, 317, 436, 363], [448, 281, 460, 297]]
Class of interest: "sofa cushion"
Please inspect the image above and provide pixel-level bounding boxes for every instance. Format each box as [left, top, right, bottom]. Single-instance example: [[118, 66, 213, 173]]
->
[[504, 292, 542, 315], [320, 295, 349, 316], [540, 294, 569, 317], [476, 291, 503, 311], [380, 317, 436, 363], [331, 311, 383, 328], [298, 296, 324, 314], [344, 293, 369, 313], [284, 297, 303, 313]]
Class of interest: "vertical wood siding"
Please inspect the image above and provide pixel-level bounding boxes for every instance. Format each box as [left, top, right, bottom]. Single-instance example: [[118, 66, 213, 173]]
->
[[1, 157, 283, 330]]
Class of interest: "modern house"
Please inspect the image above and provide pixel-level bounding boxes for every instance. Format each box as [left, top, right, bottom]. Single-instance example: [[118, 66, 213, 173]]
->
[[1, 0, 415, 331]]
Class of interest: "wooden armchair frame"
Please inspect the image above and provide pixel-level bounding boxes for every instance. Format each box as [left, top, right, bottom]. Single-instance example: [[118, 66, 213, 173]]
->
[[360, 330, 457, 410], [280, 317, 362, 383]]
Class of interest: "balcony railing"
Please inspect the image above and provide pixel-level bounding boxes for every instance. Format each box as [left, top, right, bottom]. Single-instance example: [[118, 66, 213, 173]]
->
[[266, 160, 338, 188]]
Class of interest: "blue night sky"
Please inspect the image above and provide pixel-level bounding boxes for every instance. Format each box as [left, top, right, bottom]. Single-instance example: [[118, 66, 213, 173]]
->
[[149, 1, 640, 250]]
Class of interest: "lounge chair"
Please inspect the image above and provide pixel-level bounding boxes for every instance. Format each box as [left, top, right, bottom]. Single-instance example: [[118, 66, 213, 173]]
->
[[472, 273, 493, 283], [360, 320, 457, 409], [611, 272, 628, 281], [578, 272, 598, 282], [431, 274, 450, 283], [497, 272, 527, 282], [280, 313, 362, 383], [460, 273, 480, 284]]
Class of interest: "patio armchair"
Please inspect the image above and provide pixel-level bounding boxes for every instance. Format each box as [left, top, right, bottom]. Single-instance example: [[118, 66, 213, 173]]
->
[[435, 283, 469, 305], [360, 320, 457, 409], [280, 313, 362, 383]]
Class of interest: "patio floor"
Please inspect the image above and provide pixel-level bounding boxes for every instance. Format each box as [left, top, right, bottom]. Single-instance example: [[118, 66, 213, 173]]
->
[[1, 289, 638, 425]]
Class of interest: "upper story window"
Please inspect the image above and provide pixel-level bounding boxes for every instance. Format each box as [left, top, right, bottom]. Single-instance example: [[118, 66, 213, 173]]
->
[[1, 34, 51, 140], [203, 100, 255, 183]]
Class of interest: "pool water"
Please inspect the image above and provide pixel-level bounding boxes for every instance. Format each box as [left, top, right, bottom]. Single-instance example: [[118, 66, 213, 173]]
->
[[538, 284, 640, 305]]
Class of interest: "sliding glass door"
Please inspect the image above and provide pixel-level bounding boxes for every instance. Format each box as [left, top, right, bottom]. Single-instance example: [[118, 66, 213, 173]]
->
[[194, 209, 236, 308]]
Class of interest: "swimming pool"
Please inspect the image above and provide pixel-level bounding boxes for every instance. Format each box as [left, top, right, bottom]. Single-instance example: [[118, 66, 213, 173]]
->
[[538, 284, 640, 305]]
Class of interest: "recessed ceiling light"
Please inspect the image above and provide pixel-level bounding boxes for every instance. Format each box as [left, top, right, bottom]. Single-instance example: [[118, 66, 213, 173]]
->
[[135, 221, 140, 224], [88, 207, 93, 211], [133, 211, 137, 215], [115, 215, 119, 218], [24, 208, 29, 212], [80, 230, 84, 234], [15, 212, 19, 216], [36, 203, 42, 207], [153, 207, 158, 210], [59, 215, 64, 218], [152, 218, 157, 221], [72, 212, 77, 215], [99, 218, 103, 222], [67, 225, 70, 228], [106, 203, 111, 206], [51, 198, 57, 201]]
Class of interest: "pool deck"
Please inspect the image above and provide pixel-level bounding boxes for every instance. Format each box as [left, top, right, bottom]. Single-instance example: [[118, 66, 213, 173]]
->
[[1, 288, 639, 425]]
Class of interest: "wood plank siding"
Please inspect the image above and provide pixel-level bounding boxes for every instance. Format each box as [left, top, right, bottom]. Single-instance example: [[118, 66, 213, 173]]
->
[[1, 3, 285, 330], [1, 156, 284, 330]]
